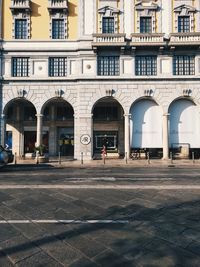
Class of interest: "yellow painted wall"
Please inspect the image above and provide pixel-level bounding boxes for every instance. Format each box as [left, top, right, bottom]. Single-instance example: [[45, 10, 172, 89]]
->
[[2, 0, 78, 40], [2, 0, 13, 40], [31, 0, 49, 39], [68, 0, 78, 39]]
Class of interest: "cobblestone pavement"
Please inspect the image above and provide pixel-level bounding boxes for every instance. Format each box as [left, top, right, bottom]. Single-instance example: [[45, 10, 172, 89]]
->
[[0, 166, 200, 266]]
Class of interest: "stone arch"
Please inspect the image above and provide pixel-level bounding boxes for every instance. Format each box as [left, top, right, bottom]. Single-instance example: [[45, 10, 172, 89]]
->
[[89, 93, 127, 115], [168, 97, 200, 157], [40, 97, 75, 157], [129, 97, 163, 156], [3, 98, 37, 156], [92, 96, 125, 159]]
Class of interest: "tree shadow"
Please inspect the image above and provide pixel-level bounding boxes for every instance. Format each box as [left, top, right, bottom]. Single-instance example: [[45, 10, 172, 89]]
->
[[0, 197, 200, 266]]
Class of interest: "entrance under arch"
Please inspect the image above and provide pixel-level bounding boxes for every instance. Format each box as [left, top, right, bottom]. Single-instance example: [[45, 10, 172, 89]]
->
[[130, 99, 163, 158], [42, 99, 74, 157], [92, 97, 124, 158], [169, 98, 200, 158], [4, 99, 37, 156]]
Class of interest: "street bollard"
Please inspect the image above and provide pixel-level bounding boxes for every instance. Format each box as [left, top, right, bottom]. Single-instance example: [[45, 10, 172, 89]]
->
[[58, 152, 61, 165], [147, 152, 150, 164], [81, 152, 83, 165], [170, 152, 173, 164], [192, 152, 195, 164], [36, 151, 39, 165], [103, 154, 106, 165], [125, 152, 128, 164], [14, 153, 17, 165]]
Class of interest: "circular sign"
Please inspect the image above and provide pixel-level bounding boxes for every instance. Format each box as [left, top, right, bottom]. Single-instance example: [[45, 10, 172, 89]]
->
[[80, 134, 91, 145]]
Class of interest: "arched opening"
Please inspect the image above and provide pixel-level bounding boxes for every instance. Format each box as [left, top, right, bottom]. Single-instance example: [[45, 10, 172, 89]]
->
[[92, 97, 124, 158], [42, 99, 74, 157], [169, 98, 200, 158], [130, 98, 163, 158], [4, 99, 37, 156]]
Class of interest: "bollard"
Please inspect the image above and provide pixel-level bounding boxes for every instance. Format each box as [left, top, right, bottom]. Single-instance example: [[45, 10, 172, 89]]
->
[[103, 154, 106, 165], [192, 152, 195, 164], [14, 152, 17, 165], [81, 152, 83, 165], [58, 152, 61, 165], [36, 151, 39, 165], [147, 152, 150, 164], [170, 151, 173, 164], [125, 152, 128, 164]]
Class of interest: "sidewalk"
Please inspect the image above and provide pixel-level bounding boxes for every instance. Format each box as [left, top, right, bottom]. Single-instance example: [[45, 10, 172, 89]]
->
[[7, 157, 200, 168]]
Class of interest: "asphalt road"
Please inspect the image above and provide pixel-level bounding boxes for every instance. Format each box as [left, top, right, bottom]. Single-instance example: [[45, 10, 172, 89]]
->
[[0, 165, 199, 266]]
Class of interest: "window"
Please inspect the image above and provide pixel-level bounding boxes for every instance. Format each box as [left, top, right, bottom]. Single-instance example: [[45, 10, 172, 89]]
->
[[98, 56, 119, 76], [102, 17, 114, 33], [56, 106, 74, 120], [52, 19, 65, 39], [12, 58, 29, 77], [49, 57, 67, 77], [178, 16, 190, 33], [140, 17, 152, 33], [93, 105, 119, 121], [173, 56, 195, 75], [135, 56, 157, 76], [15, 19, 27, 39], [24, 106, 36, 121]]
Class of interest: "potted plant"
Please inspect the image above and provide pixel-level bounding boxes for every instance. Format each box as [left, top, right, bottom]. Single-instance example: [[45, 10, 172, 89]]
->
[[35, 144, 49, 163]]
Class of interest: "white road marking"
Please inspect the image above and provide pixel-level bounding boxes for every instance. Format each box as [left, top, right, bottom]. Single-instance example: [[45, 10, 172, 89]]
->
[[0, 184, 199, 190], [0, 219, 129, 224]]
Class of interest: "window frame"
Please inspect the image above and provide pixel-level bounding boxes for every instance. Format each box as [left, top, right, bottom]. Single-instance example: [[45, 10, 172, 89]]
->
[[97, 56, 120, 76], [135, 56, 157, 76], [173, 55, 195, 76], [102, 16, 115, 34], [178, 15, 190, 33], [14, 18, 28, 39], [140, 16, 152, 33], [49, 57, 67, 77], [52, 18, 65, 39], [12, 57, 30, 77]]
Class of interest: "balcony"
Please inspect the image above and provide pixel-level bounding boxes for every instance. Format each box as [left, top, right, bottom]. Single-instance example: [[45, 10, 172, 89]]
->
[[48, 0, 68, 13], [10, 0, 31, 12], [92, 34, 126, 48], [131, 33, 165, 46], [170, 32, 200, 46]]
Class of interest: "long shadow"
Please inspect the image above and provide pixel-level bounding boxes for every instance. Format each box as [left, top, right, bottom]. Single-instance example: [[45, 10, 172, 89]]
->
[[0, 197, 200, 266]]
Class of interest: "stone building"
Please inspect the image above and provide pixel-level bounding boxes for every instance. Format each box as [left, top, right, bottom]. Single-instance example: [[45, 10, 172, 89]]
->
[[1, 0, 200, 160]]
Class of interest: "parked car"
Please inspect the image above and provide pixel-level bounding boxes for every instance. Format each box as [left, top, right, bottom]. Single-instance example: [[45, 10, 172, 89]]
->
[[0, 145, 14, 164]]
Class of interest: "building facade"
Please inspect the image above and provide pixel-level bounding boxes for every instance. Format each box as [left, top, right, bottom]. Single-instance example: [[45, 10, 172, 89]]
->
[[1, 0, 200, 160]]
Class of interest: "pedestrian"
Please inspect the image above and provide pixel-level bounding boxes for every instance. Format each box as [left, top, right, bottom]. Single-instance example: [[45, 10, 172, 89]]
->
[[101, 145, 107, 158]]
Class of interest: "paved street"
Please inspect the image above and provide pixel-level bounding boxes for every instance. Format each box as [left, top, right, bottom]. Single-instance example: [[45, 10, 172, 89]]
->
[[0, 165, 200, 266]]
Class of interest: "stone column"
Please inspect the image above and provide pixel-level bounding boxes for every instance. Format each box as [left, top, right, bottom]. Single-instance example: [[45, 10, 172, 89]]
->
[[124, 113, 131, 159], [74, 114, 93, 160], [1, 114, 6, 146], [162, 113, 170, 160], [36, 114, 43, 147]]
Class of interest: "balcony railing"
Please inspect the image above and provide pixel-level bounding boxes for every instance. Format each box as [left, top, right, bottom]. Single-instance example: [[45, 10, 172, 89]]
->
[[131, 33, 165, 46], [48, 0, 68, 12], [92, 34, 126, 47], [10, 0, 31, 11], [170, 32, 200, 46]]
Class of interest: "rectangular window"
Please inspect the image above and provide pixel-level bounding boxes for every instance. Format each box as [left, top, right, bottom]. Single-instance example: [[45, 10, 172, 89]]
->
[[173, 56, 195, 75], [140, 17, 152, 33], [49, 57, 67, 77], [52, 19, 65, 39], [12, 58, 29, 77], [15, 19, 27, 39], [102, 17, 114, 33], [97, 56, 119, 76], [178, 16, 190, 33], [135, 56, 157, 76]]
